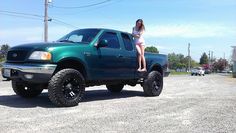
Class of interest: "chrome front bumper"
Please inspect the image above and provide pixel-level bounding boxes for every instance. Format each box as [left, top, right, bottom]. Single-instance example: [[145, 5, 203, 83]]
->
[[2, 63, 57, 75], [1, 63, 57, 83]]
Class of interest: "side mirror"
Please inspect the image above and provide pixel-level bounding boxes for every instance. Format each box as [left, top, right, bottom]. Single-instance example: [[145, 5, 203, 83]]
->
[[97, 39, 108, 48]]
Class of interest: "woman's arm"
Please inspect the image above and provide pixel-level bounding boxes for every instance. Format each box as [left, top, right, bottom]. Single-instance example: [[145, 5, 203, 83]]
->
[[132, 34, 140, 38], [132, 27, 140, 38]]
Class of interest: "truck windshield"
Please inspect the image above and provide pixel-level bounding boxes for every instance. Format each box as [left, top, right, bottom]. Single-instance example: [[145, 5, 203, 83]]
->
[[57, 29, 100, 44]]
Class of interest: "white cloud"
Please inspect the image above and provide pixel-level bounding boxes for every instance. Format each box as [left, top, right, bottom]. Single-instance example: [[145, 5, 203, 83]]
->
[[144, 23, 236, 38], [0, 26, 73, 45], [1, 23, 236, 46]]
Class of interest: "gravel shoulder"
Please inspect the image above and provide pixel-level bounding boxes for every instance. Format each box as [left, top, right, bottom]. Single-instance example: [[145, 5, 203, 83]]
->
[[0, 74, 236, 133]]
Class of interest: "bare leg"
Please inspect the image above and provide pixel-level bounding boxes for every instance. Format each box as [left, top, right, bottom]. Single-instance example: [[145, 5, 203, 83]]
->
[[140, 45, 147, 71], [136, 45, 142, 71]]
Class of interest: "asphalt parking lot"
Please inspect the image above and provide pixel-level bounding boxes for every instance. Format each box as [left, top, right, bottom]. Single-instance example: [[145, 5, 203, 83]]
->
[[0, 74, 236, 133]]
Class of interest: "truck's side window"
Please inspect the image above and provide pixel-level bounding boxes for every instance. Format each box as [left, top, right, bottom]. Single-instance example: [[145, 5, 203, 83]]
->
[[99, 32, 120, 49], [121, 33, 133, 51]]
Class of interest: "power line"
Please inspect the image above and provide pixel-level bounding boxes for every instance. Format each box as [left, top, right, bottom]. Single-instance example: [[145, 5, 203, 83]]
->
[[0, 10, 77, 29], [0, 10, 43, 18], [0, 13, 43, 21], [51, 0, 111, 9], [50, 0, 122, 16], [52, 18, 78, 28]]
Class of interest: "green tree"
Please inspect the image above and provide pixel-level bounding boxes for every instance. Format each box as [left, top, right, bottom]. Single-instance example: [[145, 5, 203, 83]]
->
[[145, 46, 159, 53], [0, 44, 10, 62], [168, 53, 179, 70], [191, 59, 200, 68], [200, 52, 208, 65], [0, 44, 10, 58], [168, 52, 199, 70]]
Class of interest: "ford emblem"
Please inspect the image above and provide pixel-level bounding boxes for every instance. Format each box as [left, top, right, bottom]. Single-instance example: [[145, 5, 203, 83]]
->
[[12, 53, 17, 57]]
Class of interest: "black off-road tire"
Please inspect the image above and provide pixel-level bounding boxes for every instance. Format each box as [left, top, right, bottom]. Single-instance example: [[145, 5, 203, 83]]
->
[[106, 84, 124, 93], [12, 80, 44, 98], [48, 69, 85, 107], [143, 71, 163, 96]]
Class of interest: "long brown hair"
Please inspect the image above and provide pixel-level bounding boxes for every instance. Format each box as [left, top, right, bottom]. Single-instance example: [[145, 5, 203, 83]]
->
[[136, 19, 145, 31]]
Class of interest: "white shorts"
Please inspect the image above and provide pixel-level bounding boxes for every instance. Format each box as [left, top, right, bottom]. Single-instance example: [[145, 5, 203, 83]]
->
[[134, 38, 145, 46]]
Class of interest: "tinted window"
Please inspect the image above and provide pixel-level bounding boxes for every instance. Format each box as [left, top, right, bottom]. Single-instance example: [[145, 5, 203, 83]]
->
[[99, 32, 120, 49], [58, 29, 100, 44], [121, 33, 133, 51]]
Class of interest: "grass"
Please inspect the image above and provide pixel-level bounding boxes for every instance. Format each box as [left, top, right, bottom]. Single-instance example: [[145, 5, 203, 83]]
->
[[170, 71, 189, 75]]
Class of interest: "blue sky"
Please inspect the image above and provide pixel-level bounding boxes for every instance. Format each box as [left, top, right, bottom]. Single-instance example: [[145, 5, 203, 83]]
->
[[0, 0, 236, 61]]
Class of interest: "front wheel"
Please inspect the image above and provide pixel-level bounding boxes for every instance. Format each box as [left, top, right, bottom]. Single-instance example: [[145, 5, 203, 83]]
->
[[106, 84, 124, 93], [48, 69, 85, 107], [143, 71, 163, 96], [12, 81, 44, 98]]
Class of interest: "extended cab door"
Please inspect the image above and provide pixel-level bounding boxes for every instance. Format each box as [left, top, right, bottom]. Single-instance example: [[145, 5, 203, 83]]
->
[[118, 33, 137, 79], [89, 31, 125, 80]]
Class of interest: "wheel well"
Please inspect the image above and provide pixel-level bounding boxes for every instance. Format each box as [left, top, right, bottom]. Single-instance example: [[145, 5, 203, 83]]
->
[[151, 65, 163, 76], [54, 59, 87, 79]]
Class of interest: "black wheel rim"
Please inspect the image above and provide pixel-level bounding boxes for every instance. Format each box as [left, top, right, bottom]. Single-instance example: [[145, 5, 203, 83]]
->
[[152, 78, 161, 92], [19, 84, 36, 91], [62, 77, 81, 100]]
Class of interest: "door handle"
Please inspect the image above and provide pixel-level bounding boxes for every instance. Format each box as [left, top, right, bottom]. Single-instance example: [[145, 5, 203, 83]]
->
[[117, 55, 123, 58]]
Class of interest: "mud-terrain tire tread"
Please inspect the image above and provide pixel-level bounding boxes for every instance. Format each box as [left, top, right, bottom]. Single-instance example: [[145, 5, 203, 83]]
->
[[48, 69, 85, 107], [143, 71, 163, 96]]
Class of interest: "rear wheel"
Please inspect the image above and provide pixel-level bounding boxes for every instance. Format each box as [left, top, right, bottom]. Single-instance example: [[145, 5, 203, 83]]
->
[[143, 71, 163, 96], [106, 84, 124, 93], [12, 80, 43, 98], [48, 69, 85, 107]]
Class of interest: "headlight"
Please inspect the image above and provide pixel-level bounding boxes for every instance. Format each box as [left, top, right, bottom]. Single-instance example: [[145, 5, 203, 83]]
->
[[29, 51, 52, 60]]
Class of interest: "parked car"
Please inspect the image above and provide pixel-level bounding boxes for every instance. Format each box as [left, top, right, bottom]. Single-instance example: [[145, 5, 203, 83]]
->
[[221, 69, 232, 73], [191, 67, 205, 76], [1, 28, 169, 107], [204, 69, 211, 74]]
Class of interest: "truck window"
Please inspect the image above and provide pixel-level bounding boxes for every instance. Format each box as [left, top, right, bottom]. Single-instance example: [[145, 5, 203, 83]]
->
[[99, 32, 120, 49], [121, 33, 133, 51], [57, 29, 100, 44]]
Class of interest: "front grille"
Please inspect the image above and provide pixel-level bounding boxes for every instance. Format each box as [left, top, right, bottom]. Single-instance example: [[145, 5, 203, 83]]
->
[[7, 50, 29, 62]]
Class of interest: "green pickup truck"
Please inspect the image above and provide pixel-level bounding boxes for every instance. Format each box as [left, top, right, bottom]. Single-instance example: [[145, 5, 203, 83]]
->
[[1, 28, 169, 107]]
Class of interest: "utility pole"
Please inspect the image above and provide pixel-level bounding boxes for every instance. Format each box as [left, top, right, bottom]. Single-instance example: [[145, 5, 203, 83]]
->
[[44, 0, 49, 42], [223, 52, 227, 69], [208, 51, 211, 65], [188, 43, 191, 72], [211, 51, 214, 62]]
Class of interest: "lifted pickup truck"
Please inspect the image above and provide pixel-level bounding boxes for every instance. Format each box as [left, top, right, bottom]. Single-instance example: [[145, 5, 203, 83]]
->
[[2, 28, 168, 107]]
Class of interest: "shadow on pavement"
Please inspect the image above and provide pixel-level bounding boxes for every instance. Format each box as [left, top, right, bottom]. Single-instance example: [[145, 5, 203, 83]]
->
[[83, 89, 144, 102], [0, 89, 144, 108]]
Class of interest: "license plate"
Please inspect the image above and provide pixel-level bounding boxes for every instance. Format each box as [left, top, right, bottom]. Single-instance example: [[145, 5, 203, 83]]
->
[[3, 69, 11, 78]]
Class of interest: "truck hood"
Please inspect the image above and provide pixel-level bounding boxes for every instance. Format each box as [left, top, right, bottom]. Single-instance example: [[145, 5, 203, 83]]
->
[[10, 42, 87, 51]]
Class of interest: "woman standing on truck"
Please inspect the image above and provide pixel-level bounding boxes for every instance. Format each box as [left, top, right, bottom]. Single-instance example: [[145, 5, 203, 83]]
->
[[132, 19, 146, 72]]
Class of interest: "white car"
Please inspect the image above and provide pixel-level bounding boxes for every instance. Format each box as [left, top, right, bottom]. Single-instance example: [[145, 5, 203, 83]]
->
[[191, 67, 205, 76]]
